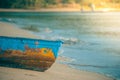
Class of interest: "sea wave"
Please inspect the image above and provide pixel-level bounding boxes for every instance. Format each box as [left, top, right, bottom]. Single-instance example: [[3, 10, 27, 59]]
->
[[21, 25, 40, 32], [34, 32, 79, 45], [0, 18, 15, 23], [57, 56, 75, 63], [68, 63, 120, 69], [104, 48, 120, 56]]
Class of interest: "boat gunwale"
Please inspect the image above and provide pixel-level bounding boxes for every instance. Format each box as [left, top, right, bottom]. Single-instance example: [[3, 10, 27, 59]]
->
[[0, 36, 63, 46]]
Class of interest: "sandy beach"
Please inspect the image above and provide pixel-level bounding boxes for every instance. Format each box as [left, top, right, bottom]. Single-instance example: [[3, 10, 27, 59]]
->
[[0, 63, 113, 80], [0, 8, 81, 12], [0, 22, 40, 39], [0, 22, 114, 80], [0, 8, 120, 12]]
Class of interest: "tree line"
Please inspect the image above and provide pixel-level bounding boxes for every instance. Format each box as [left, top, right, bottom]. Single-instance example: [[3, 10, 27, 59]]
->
[[0, 0, 120, 9]]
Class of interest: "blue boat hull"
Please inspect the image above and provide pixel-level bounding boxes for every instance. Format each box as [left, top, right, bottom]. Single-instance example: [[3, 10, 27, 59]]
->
[[0, 36, 62, 71]]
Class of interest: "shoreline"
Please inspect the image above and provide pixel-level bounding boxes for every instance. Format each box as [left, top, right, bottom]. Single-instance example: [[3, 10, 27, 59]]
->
[[0, 8, 81, 12], [0, 8, 120, 12], [0, 22, 114, 80]]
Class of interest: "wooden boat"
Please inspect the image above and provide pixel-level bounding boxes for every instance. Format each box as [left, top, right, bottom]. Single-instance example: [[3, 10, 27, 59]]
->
[[0, 36, 62, 71]]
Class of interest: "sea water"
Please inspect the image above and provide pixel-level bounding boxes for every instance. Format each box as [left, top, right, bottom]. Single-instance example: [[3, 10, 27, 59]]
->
[[0, 12, 120, 80]]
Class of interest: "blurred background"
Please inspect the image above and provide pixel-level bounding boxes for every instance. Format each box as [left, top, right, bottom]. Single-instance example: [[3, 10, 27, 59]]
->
[[0, 0, 120, 11]]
